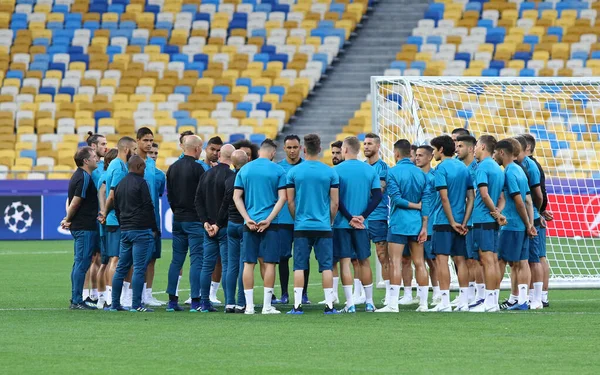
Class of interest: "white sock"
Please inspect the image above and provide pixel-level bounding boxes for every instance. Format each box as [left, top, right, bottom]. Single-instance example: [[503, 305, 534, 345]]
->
[[98, 291, 105, 299], [441, 290, 450, 306], [494, 289, 500, 304], [384, 280, 391, 304], [459, 287, 469, 306], [517, 284, 528, 305], [508, 294, 518, 304], [333, 277, 339, 299], [528, 288, 534, 303], [210, 281, 220, 300], [417, 286, 428, 307], [106, 286, 112, 304], [389, 284, 400, 309], [353, 279, 361, 298], [146, 287, 153, 301], [533, 282, 543, 304], [432, 285, 440, 297], [343, 285, 354, 307], [83, 289, 90, 299], [244, 289, 254, 309], [363, 283, 374, 305], [142, 283, 147, 303], [484, 289, 495, 309], [403, 286, 412, 299], [176, 275, 181, 297], [123, 281, 130, 294], [542, 290, 549, 303], [468, 281, 476, 301], [294, 287, 303, 309], [91, 288, 98, 300], [263, 287, 273, 309], [476, 283, 485, 300], [126, 286, 132, 300], [324, 287, 335, 309]]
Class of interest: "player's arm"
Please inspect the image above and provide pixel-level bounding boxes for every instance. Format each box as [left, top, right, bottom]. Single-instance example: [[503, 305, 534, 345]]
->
[[63, 196, 83, 227], [194, 174, 209, 224], [513, 193, 533, 231], [463, 188, 474, 228], [387, 174, 420, 210], [330, 187, 339, 225], [216, 177, 233, 229], [140, 181, 159, 233], [531, 185, 543, 212], [525, 194, 534, 226], [98, 182, 106, 211], [439, 188, 464, 234], [261, 188, 287, 227], [103, 189, 114, 219], [286, 187, 296, 220], [497, 191, 506, 212], [233, 189, 253, 224]]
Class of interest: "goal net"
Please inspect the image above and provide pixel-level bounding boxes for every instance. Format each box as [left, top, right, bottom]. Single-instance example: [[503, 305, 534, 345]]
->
[[371, 76, 600, 289]]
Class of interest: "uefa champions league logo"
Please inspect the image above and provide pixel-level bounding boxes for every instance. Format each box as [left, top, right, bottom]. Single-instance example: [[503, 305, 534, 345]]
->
[[3, 201, 34, 234]]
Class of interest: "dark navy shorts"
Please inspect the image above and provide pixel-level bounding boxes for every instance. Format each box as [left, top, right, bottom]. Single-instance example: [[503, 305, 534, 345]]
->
[[432, 225, 467, 257], [293, 234, 333, 272], [498, 230, 529, 262], [333, 228, 371, 261], [465, 227, 475, 260], [278, 225, 294, 259], [243, 226, 279, 264], [537, 225, 547, 258], [424, 236, 434, 260], [106, 226, 121, 258], [472, 223, 499, 258], [367, 220, 388, 243]]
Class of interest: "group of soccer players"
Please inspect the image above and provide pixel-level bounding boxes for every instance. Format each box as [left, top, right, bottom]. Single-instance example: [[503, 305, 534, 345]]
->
[[64, 125, 552, 313]]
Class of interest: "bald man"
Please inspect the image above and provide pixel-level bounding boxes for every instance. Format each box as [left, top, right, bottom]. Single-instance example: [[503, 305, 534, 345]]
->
[[193, 144, 236, 312], [165, 135, 206, 312], [110, 155, 158, 312]]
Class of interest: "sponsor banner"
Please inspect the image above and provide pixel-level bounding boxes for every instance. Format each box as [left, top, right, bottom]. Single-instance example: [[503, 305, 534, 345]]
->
[[0, 196, 42, 240], [42, 195, 72, 240], [160, 195, 173, 240], [546, 194, 600, 238]]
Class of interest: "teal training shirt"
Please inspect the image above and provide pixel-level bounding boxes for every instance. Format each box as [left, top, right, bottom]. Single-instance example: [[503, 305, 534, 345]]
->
[[277, 158, 303, 225], [466, 159, 477, 226], [105, 158, 128, 226], [366, 158, 389, 222], [501, 162, 530, 231], [234, 158, 286, 224], [287, 160, 338, 231], [425, 168, 436, 235], [432, 157, 473, 226], [387, 158, 431, 236], [473, 157, 505, 224], [521, 156, 541, 220], [333, 159, 380, 229]]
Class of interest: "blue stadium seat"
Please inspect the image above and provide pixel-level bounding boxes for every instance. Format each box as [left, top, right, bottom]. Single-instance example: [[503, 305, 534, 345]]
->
[[249, 133, 266, 144], [229, 133, 245, 143]]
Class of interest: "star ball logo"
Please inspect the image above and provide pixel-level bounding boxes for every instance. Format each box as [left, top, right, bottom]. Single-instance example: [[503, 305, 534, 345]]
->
[[584, 195, 600, 237], [3, 201, 34, 234]]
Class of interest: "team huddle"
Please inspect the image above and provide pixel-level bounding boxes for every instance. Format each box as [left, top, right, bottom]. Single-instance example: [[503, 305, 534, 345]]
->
[[63, 126, 553, 314]]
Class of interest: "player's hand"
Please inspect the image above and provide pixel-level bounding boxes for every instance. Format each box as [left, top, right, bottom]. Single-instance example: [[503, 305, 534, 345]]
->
[[418, 228, 428, 244], [256, 220, 271, 232], [60, 219, 71, 229], [415, 201, 422, 210], [350, 217, 365, 229], [540, 217, 547, 228], [211, 225, 220, 236], [451, 222, 466, 235], [246, 219, 258, 231], [97, 212, 106, 224], [354, 215, 365, 224], [496, 214, 507, 226], [527, 225, 538, 238], [542, 210, 554, 221]]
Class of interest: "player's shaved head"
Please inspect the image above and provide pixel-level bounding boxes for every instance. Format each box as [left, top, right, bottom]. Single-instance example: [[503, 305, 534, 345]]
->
[[393, 139, 412, 158], [127, 155, 146, 176], [117, 136, 135, 151], [220, 144, 235, 161], [342, 136, 360, 155], [232, 149, 249, 170], [183, 135, 202, 150], [259, 139, 278, 161]]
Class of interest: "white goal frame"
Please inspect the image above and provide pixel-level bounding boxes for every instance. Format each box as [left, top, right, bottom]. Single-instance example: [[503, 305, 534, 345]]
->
[[371, 76, 600, 289]]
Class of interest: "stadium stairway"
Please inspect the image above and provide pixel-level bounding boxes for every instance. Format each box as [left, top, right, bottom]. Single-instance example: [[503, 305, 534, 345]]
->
[[277, 0, 429, 153]]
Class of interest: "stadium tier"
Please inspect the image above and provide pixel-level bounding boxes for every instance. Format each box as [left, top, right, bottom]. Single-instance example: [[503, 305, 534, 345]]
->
[[0, 0, 371, 179], [337, 0, 600, 179]]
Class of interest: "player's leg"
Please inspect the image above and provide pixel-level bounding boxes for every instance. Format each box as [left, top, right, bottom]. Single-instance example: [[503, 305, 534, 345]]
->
[[528, 223, 543, 309], [354, 229, 375, 312], [466, 230, 485, 306], [276, 227, 293, 304], [430, 230, 452, 311], [335, 229, 355, 312], [144, 232, 163, 307], [315, 237, 337, 314], [121, 267, 133, 308], [424, 237, 440, 303], [537, 225, 549, 307], [377, 235, 405, 313], [471, 227, 500, 312], [302, 265, 311, 304], [515, 234, 531, 309], [321, 261, 340, 304], [409, 240, 429, 311], [97, 230, 109, 308], [70, 231, 95, 309], [130, 230, 154, 312], [199, 227, 220, 312], [260, 229, 280, 314], [217, 230, 228, 306], [288, 236, 308, 314], [370, 220, 390, 305], [351, 258, 365, 304], [399, 249, 415, 305], [110, 233, 133, 310], [210, 257, 222, 304], [105, 227, 121, 307], [242, 229, 259, 314], [166, 221, 188, 311], [225, 223, 242, 312], [450, 231, 470, 311]]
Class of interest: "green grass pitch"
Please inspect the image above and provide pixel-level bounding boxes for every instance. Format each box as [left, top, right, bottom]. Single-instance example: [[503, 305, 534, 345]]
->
[[1, 240, 600, 374]]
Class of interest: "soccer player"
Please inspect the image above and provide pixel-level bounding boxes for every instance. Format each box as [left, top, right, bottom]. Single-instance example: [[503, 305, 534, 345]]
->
[[234, 139, 259, 161], [95, 148, 117, 308], [62, 146, 99, 310], [223, 150, 250, 313], [522, 133, 552, 307], [165, 135, 205, 312], [398, 145, 416, 306], [415, 145, 441, 303], [456, 134, 485, 305], [452, 128, 470, 141], [100, 136, 137, 309], [234, 139, 287, 315], [110, 155, 158, 312], [363, 133, 391, 305], [135, 128, 163, 307], [515, 135, 544, 309], [196, 144, 236, 312], [429, 135, 474, 312], [469, 135, 505, 312], [286, 134, 340, 315], [409, 144, 418, 164], [334, 136, 382, 313], [276, 135, 310, 305], [331, 141, 343, 166], [377, 140, 430, 313], [494, 139, 536, 311]]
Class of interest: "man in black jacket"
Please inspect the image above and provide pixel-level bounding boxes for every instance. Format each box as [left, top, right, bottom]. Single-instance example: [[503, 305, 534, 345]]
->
[[165, 135, 205, 312], [222, 149, 249, 312], [110, 155, 158, 312], [195, 144, 235, 312]]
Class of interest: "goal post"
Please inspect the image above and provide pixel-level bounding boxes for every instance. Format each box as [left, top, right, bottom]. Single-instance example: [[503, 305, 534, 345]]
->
[[371, 76, 600, 289]]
